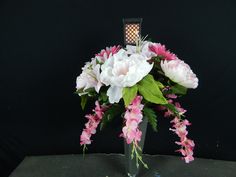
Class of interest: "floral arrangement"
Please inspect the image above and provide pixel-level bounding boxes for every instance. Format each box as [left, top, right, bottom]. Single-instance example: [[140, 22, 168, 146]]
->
[[76, 37, 198, 168]]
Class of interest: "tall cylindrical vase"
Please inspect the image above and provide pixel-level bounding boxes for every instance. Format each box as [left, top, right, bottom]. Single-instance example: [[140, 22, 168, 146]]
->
[[124, 117, 148, 177]]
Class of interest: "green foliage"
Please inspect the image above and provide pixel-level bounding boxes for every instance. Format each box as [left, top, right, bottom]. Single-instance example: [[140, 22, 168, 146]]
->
[[75, 88, 98, 110], [164, 103, 180, 117], [80, 95, 87, 110], [131, 142, 149, 169], [155, 80, 165, 89], [171, 84, 187, 95], [75, 89, 83, 95], [138, 74, 168, 105], [86, 88, 97, 97], [98, 91, 108, 103], [75, 88, 97, 97], [143, 107, 157, 132], [82, 144, 87, 158], [152, 56, 163, 62], [100, 105, 122, 130], [122, 85, 138, 107]]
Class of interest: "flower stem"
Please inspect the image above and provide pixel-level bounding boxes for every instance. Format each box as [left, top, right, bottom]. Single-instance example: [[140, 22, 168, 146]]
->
[[82, 144, 87, 159], [131, 142, 149, 169]]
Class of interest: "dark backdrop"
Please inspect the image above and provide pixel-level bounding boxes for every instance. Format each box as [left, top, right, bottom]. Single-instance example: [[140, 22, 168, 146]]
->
[[1, 0, 236, 176]]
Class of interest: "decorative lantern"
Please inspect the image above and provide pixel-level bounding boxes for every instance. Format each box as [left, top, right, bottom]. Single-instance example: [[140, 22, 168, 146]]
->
[[123, 18, 143, 45]]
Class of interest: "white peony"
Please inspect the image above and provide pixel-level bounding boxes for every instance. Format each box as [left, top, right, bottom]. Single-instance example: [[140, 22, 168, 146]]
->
[[126, 41, 156, 60], [100, 49, 153, 103], [76, 59, 102, 94], [161, 59, 198, 89]]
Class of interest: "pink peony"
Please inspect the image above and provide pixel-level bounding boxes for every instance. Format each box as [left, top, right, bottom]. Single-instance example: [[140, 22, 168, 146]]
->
[[149, 43, 177, 60], [161, 59, 198, 89]]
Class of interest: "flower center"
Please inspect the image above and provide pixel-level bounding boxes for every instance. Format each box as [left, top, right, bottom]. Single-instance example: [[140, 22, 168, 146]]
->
[[114, 65, 129, 76]]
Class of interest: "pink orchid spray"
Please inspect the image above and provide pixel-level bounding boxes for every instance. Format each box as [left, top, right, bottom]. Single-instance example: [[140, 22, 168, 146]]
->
[[158, 96, 195, 163], [120, 95, 148, 168], [121, 96, 144, 145], [170, 117, 195, 163], [80, 101, 106, 146]]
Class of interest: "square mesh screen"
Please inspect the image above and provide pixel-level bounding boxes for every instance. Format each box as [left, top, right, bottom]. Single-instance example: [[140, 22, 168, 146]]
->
[[124, 24, 140, 45]]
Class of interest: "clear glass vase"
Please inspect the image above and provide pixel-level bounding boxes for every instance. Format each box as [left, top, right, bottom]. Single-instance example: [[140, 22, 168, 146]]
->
[[124, 117, 148, 177]]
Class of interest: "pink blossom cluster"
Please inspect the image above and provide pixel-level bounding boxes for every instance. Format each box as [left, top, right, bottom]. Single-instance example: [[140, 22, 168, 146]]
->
[[157, 96, 186, 117], [149, 43, 177, 60], [170, 117, 195, 163], [121, 96, 144, 144], [157, 95, 195, 163], [95, 45, 121, 62], [165, 100, 187, 118], [80, 101, 106, 145]]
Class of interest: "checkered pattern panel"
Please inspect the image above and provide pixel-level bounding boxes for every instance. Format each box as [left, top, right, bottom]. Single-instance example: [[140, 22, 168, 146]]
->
[[125, 24, 140, 44]]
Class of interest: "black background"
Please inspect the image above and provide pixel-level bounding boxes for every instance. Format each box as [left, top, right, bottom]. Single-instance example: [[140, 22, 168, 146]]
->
[[1, 0, 236, 176]]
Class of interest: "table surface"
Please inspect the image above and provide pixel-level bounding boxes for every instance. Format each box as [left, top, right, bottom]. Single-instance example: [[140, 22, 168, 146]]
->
[[9, 153, 236, 177]]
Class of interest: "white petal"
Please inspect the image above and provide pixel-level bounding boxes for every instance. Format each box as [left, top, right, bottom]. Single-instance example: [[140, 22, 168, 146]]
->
[[107, 86, 123, 103], [126, 45, 136, 55]]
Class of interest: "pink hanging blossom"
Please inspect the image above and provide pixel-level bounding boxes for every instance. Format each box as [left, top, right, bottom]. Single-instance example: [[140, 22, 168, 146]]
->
[[95, 45, 121, 63], [162, 100, 187, 118], [170, 117, 191, 140], [80, 101, 107, 145], [169, 116, 194, 163], [175, 102, 187, 115], [149, 43, 177, 60], [175, 136, 195, 163], [166, 94, 178, 99], [121, 96, 144, 145], [158, 99, 195, 163]]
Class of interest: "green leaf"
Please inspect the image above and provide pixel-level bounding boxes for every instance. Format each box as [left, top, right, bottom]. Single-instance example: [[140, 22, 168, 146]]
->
[[122, 85, 138, 107], [152, 56, 163, 62], [75, 88, 97, 97], [75, 88, 84, 95], [155, 81, 165, 89], [98, 92, 108, 102], [100, 105, 122, 130], [86, 88, 97, 97], [138, 74, 168, 105], [143, 107, 157, 132], [171, 84, 187, 95], [80, 95, 88, 110], [164, 103, 180, 117]]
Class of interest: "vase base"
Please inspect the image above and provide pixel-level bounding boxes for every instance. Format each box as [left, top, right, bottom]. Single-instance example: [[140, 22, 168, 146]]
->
[[127, 173, 137, 177], [127, 172, 161, 177]]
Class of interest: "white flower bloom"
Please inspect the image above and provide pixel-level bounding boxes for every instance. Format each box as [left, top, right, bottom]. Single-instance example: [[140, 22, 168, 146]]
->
[[161, 59, 198, 89], [76, 59, 102, 94], [126, 41, 156, 60], [100, 49, 153, 103]]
